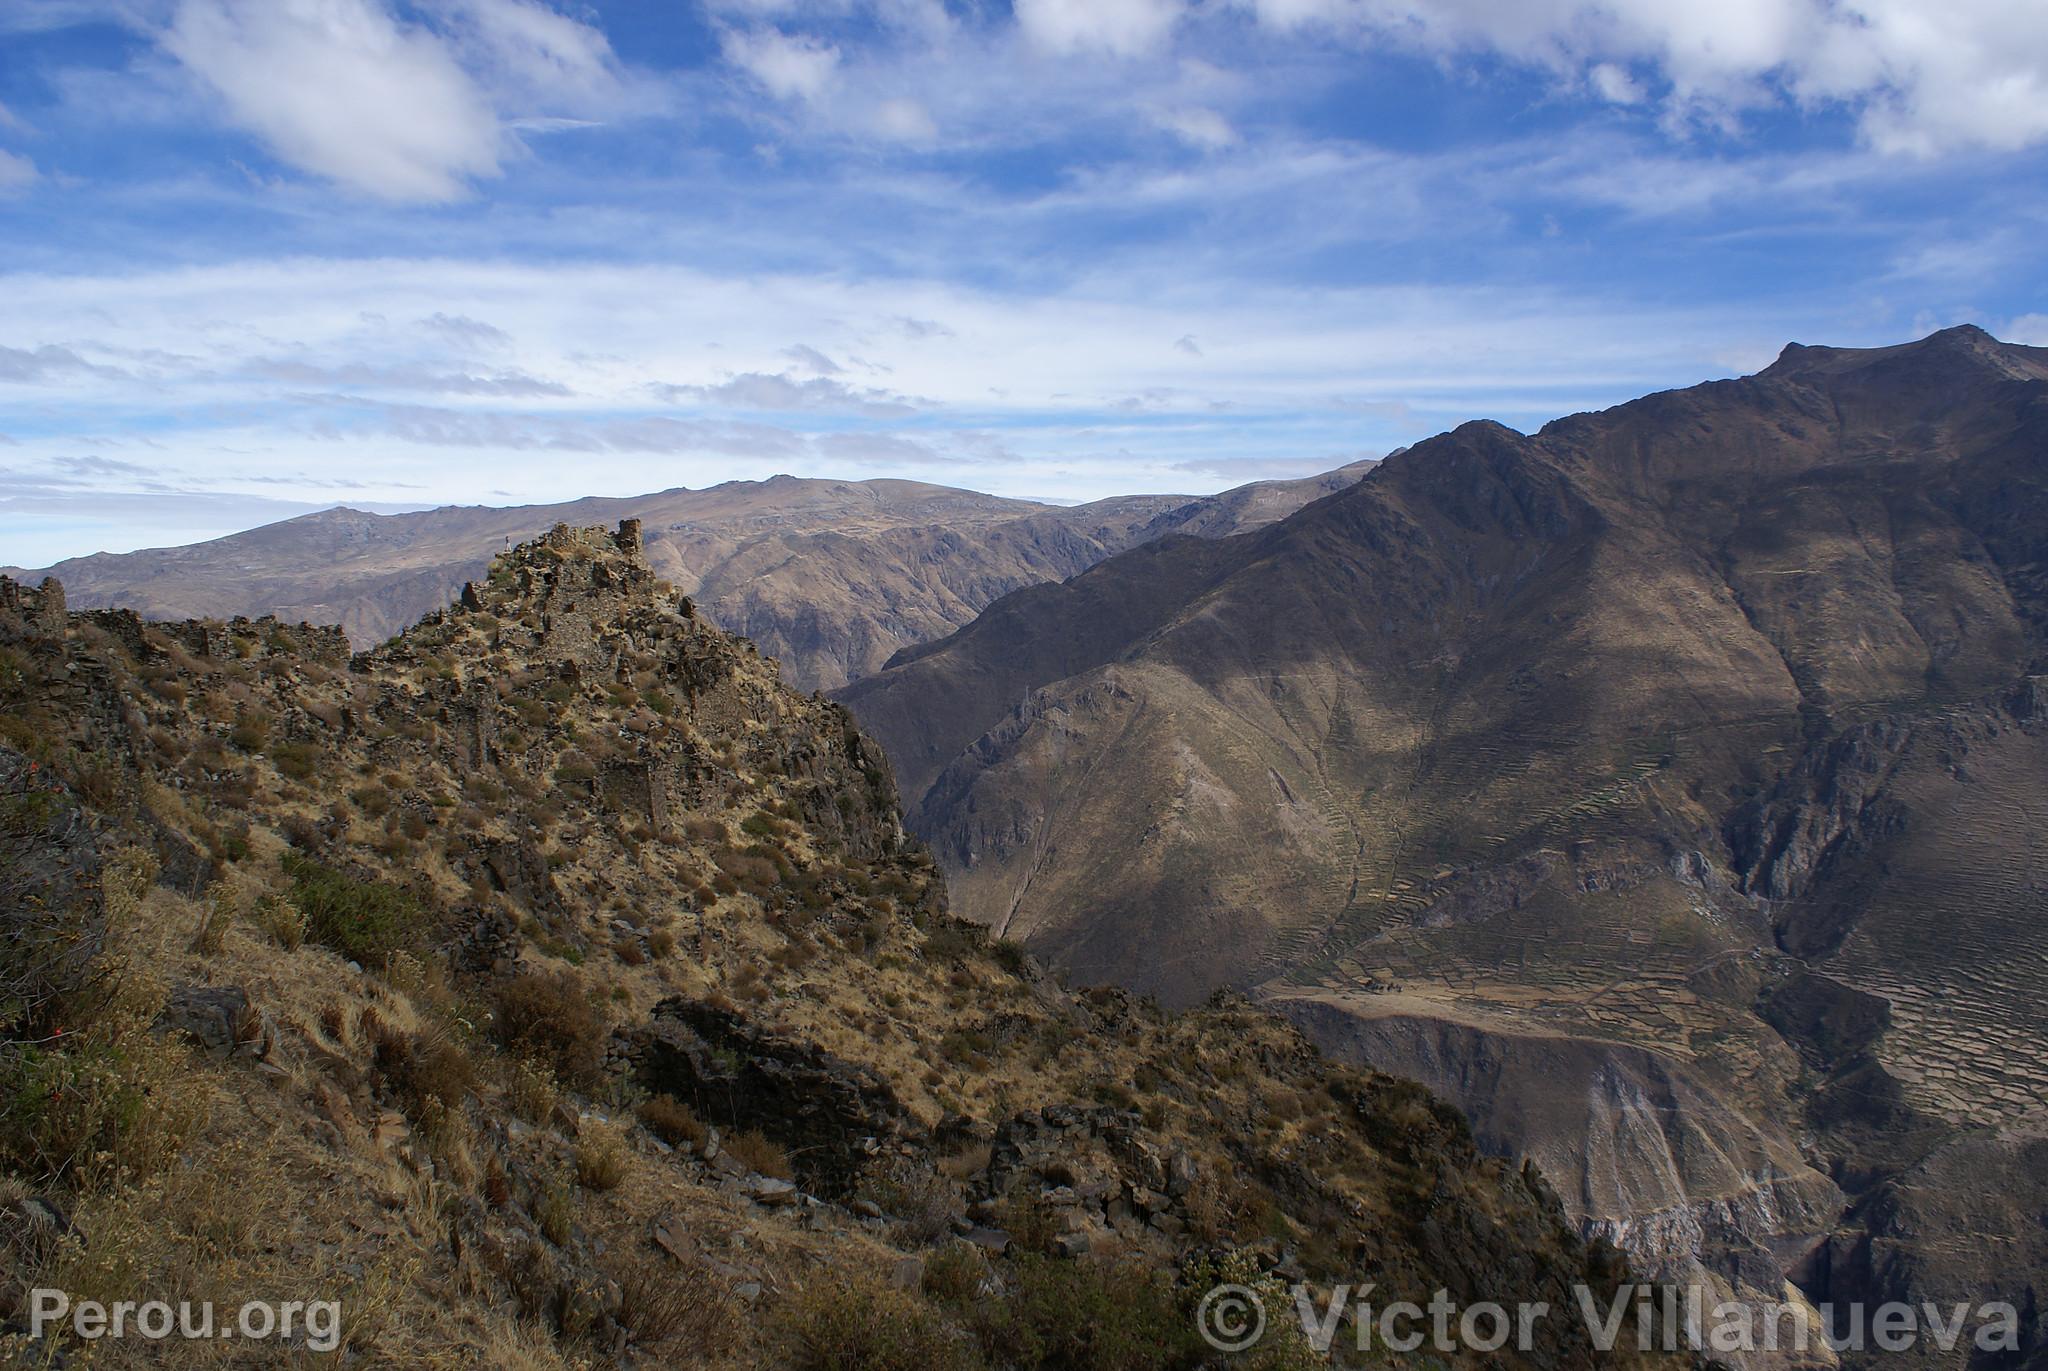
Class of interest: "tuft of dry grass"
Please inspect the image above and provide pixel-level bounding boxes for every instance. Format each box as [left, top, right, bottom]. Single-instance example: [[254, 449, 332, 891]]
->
[[491, 972, 605, 1086], [614, 1250, 744, 1352], [635, 1093, 705, 1148], [190, 878, 234, 955], [251, 891, 307, 950], [533, 1173, 575, 1246], [574, 1120, 628, 1192], [720, 1129, 792, 1180], [504, 1057, 559, 1125]]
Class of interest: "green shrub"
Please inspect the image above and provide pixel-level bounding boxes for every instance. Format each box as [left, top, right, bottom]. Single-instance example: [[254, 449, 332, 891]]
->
[[284, 854, 423, 965], [0, 1026, 201, 1189], [0, 847, 201, 1189]]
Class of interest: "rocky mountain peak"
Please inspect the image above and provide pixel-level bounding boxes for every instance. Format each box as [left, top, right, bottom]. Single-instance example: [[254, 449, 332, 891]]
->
[[1763, 322, 2048, 385]]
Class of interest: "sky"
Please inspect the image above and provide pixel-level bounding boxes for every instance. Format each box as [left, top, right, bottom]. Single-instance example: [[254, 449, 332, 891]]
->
[[3, 1, 2048, 567]]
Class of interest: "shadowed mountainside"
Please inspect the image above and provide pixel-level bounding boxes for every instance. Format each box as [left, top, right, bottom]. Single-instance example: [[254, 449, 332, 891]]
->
[[838, 327, 2048, 1369]]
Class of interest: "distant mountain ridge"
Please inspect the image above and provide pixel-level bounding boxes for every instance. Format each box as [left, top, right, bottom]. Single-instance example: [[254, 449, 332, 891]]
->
[[6, 463, 1375, 693], [837, 327, 2048, 1369]]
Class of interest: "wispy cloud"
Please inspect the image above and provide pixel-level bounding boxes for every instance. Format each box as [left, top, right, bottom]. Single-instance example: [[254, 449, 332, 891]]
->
[[720, 26, 840, 103], [652, 372, 922, 417], [247, 358, 573, 398], [158, 0, 626, 202], [0, 343, 127, 383], [0, 149, 37, 190]]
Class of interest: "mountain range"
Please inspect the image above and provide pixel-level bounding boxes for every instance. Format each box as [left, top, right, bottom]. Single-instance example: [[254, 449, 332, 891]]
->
[[10, 327, 2043, 1368], [838, 326, 2048, 1368], [4, 462, 1375, 693]]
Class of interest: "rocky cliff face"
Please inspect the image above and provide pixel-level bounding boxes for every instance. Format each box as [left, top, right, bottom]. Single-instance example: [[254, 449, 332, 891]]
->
[[839, 327, 2048, 1369], [0, 529, 1689, 1369]]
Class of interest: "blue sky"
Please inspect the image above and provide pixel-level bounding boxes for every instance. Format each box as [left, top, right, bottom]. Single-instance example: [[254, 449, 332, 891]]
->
[[3, 0, 2047, 566]]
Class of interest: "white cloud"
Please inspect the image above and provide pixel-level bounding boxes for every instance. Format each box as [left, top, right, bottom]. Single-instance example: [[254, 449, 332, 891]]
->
[[419, 312, 513, 351], [782, 344, 844, 375], [2009, 314, 2048, 346], [163, 0, 504, 201], [439, 0, 624, 113], [1588, 62, 1644, 105], [0, 343, 125, 382], [1230, 0, 2048, 155], [1014, 0, 1185, 58], [872, 97, 938, 144], [159, 0, 622, 202], [654, 371, 922, 417], [247, 358, 573, 397], [0, 149, 36, 190], [721, 27, 841, 103], [1155, 106, 1237, 149]]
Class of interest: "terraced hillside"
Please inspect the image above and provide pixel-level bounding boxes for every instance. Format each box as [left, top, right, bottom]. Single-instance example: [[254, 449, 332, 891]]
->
[[839, 327, 2048, 1369]]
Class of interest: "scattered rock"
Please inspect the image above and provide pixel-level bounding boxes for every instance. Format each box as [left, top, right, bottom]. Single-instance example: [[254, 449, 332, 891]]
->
[[154, 984, 270, 1057], [745, 1176, 799, 1207]]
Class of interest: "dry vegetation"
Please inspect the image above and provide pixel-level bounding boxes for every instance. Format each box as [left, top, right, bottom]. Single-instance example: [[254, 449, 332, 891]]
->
[[0, 530, 1680, 1369]]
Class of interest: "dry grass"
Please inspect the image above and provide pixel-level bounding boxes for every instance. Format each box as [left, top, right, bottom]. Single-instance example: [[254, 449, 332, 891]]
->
[[636, 1093, 705, 1148], [533, 1173, 575, 1246], [614, 1250, 743, 1353], [252, 892, 307, 950], [491, 973, 605, 1086], [720, 1130, 791, 1181], [574, 1121, 628, 1192]]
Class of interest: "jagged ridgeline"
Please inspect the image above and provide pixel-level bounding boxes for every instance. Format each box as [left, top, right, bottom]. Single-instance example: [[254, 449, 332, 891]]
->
[[0, 525, 1689, 1369]]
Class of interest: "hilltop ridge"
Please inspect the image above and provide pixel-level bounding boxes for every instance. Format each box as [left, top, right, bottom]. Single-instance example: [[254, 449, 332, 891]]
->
[[0, 524, 1682, 1369]]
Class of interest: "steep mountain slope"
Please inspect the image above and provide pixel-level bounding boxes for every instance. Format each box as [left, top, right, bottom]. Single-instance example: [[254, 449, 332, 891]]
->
[[0, 530, 1683, 1370], [6, 465, 1372, 694], [838, 327, 2048, 1368]]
